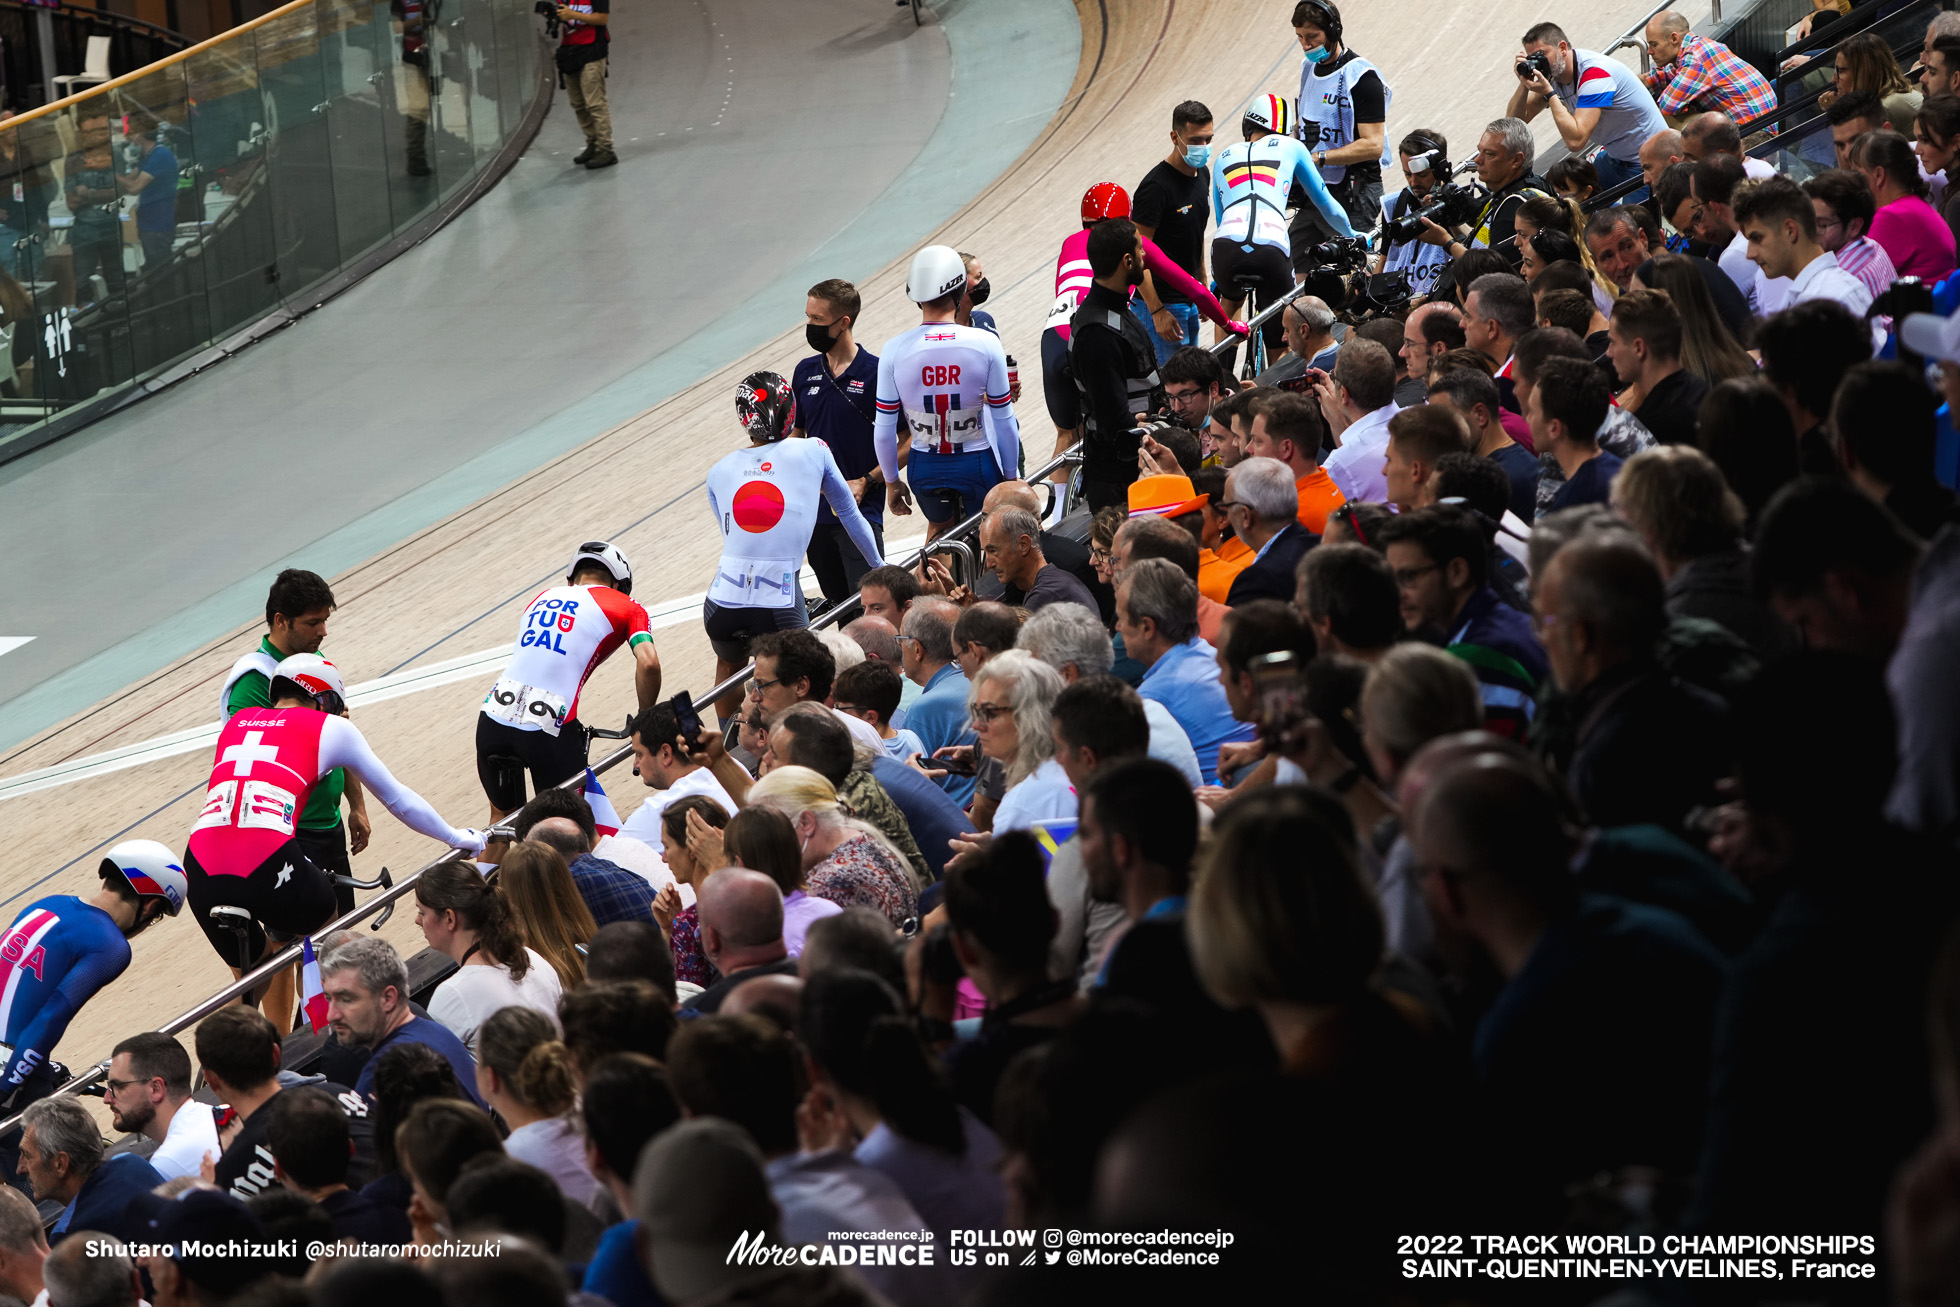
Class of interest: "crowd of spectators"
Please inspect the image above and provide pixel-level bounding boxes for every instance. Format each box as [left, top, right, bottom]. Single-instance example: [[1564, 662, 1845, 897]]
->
[[18, 2, 1960, 1304]]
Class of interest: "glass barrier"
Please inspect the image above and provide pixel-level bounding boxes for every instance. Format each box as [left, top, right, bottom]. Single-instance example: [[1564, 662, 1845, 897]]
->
[[0, 0, 545, 461]]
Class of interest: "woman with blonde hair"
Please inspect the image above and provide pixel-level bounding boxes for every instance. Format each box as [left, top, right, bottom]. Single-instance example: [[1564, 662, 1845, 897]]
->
[[966, 649, 1071, 833], [473, 1005, 596, 1204], [1825, 31, 1922, 134], [748, 765, 917, 926], [415, 862, 560, 1053], [492, 843, 596, 990]]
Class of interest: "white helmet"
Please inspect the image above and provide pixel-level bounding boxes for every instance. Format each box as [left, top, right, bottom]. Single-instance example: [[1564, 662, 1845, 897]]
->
[[100, 839, 186, 918], [269, 653, 348, 714], [568, 540, 633, 594], [906, 245, 968, 303]]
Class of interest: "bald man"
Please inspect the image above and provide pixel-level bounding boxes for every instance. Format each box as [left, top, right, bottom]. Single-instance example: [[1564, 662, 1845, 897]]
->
[[684, 868, 794, 1014], [718, 973, 804, 1030], [1680, 111, 1775, 178], [1643, 13, 1777, 126], [1411, 750, 1726, 1204], [1254, 296, 1339, 388], [1638, 129, 1686, 192], [968, 478, 1107, 616]]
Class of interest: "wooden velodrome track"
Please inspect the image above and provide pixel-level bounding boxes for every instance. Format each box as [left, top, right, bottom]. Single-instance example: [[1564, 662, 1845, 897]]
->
[[0, 0, 1671, 1084]]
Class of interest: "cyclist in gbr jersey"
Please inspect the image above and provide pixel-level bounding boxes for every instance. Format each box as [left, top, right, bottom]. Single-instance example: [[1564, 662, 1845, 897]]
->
[[1038, 184, 1249, 475], [190, 655, 482, 990], [874, 245, 1019, 537], [478, 541, 661, 820], [0, 842, 184, 1120], [1211, 93, 1356, 357], [706, 370, 883, 717]]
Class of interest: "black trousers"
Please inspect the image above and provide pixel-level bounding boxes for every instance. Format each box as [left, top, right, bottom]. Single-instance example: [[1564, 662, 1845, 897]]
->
[[807, 518, 885, 604]]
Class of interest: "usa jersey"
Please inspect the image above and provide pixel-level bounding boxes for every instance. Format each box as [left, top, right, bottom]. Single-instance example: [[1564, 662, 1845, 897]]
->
[[706, 437, 883, 609], [0, 896, 132, 1090], [484, 585, 651, 736], [1211, 133, 1355, 251], [872, 322, 1020, 482]]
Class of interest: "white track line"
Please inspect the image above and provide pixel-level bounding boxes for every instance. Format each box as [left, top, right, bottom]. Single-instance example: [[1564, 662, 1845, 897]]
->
[[0, 638, 33, 659], [0, 537, 939, 806]]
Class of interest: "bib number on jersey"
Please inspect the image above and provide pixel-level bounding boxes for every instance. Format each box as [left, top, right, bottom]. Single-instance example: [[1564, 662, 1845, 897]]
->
[[483, 676, 572, 736], [194, 780, 240, 833], [708, 557, 801, 610], [238, 780, 299, 836]]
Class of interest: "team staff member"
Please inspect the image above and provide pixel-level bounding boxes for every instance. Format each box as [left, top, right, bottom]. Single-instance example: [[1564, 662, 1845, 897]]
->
[[0, 842, 184, 1130], [555, 0, 613, 169], [194, 655, 482, 1025], [1419, 117, 1550, 283], [1212, 93, 1356, 363], [874, 246, 1020, 536], [1375, 129, 1453, 302], [222, 570, 370, 916], [1290, 0, 1392, 264], [478, 541, 659, 821], [792, 278, 884, 605], [1069, 219, 1165, 512], [710, 371, 883, 716], [1507, 21, 1666, 194], [1132, 100, 1215, 364]]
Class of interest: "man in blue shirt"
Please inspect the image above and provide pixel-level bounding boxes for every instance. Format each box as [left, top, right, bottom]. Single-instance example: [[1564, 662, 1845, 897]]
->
[[1529, 357, 1623, 511], [1117, 559, 1255, 784], [898, 597, 978, 806], [19, 1096, 164, 1242], [525, 817, 654, 925], [322, 936, 483, 1106], [117, 120, 178, 270], [793, 279, 885, 604]]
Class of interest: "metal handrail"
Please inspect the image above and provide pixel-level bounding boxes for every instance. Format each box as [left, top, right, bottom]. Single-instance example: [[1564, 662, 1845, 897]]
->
[[1206, 283, 1300, 359], [1, 439, 1091, 1135]]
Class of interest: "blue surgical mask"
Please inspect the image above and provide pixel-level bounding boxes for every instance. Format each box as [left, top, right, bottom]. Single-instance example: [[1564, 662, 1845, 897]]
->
[[1183, 143, 1212, 168], [1302, 43, 1331, 64]]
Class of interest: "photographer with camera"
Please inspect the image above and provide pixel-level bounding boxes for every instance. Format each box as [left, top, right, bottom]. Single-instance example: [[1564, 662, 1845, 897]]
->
[[544, 0, 614, 169], [1289, 0, 1392, 271], [1508, 22, 1665, 196], [1419, 119, 1552, 293], [1375, 129, 1456, 302]]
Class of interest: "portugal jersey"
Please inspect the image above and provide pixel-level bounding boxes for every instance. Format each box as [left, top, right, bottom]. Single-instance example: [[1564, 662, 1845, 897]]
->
[[706, 437, 883, 610], [0, 895, 132, 1091], [872, 322, 1019, 482], [484, 585, 652, 736]]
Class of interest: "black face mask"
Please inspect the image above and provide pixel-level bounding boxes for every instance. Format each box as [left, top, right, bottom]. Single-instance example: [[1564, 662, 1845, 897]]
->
[[967, 277, 991, 307], [806, 321, 840, 353]]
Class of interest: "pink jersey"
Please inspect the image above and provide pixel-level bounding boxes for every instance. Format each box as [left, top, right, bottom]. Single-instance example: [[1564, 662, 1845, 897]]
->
[[1043, 231, 1234, 341], [190, 708, 327, 875], [485, 585, 651, 734]]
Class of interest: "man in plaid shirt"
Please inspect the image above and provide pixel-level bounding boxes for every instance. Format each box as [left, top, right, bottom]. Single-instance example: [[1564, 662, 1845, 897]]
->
[[1644, 12, 1776, 122]]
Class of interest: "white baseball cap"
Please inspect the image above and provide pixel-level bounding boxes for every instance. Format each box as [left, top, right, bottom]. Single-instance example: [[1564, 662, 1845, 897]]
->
[[1900, 310, 1960, 363]]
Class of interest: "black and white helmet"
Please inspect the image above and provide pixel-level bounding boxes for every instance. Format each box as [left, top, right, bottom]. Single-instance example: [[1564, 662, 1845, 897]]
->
[[568, 541, 633, 594]]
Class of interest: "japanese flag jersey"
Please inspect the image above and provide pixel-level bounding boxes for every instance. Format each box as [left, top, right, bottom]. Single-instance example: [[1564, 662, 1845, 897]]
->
[[706, 437, 883, 610]]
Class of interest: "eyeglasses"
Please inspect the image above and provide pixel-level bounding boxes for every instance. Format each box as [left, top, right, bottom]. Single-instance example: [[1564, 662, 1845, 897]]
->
[[970, 702, 1010, 724], [102, 1077, 156, 1094], [1214, 499, 1246, 513], [894, 634, 921, 648], [750, 675, 783, 691], [1090, 545, 1112, 564], [1165, 386, 1207, 405], [1392, 563, 1440, 589]]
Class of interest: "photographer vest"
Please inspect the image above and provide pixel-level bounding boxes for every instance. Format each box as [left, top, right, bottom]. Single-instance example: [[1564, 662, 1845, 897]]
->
[[1066, 298, 1163, 459], [1296, 51, 1392, 185], [1379, 191, 1450, 298]]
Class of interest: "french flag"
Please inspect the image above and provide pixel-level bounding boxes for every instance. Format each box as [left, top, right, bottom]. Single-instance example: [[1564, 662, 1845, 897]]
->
[[300, 937, 330, 1034], [583, 769, 621, 838]]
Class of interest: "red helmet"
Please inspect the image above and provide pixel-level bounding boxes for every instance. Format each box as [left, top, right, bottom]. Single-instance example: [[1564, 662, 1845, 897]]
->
[[1080, 182, 1131, 224]]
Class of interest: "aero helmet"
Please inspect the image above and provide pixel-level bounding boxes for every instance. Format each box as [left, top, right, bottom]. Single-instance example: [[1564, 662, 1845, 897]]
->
[[906, 245, 969, 303], [268, 653, 347, 715], [568, 541, 633, 593], [1244, 93, 1292, 137], [736, 371, 797, 444], [100, 840, 187, 917], [1080, 182, 1132, 223]]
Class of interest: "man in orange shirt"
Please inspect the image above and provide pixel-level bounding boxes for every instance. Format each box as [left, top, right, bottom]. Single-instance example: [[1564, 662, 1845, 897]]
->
[[1128, 472, 1247, 606], [1244, 390, 1347, 533]]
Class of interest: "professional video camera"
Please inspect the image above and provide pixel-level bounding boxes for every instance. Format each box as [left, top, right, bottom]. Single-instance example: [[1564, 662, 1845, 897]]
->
[[1300, 235, 1411, 322], [1379, 152, 1485, 247], [534, 0, 559, 38]]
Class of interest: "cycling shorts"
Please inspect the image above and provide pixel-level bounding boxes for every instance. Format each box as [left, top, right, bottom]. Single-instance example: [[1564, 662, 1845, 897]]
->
[[475, 714, 592, 814], [1039, 327, 1078, 430], [906, 447, 1002, 525], [186, 840, 339, 963], [702, 592, 810, 666], [296, 823, 355, 917], [1210, 239, 1294, 355]]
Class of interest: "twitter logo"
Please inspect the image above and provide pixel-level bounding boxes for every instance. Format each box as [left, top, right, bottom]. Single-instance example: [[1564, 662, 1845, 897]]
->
[[1045, 1251, 1061, 1266]]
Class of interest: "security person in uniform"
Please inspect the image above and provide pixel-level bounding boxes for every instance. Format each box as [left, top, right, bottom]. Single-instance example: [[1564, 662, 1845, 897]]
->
[[1288, 0, 1392, 271], [1374, 129, 1454, 303], [1418, 116, 1550, 297], [1068, 218, 1164, 513], [555, 0, 614, 169]]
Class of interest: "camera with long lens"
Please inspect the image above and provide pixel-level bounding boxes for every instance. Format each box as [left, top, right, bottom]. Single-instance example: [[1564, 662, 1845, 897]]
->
[[1380, 153, 1483, 247], [1517, 50, 1554, 81], [534, 0, 559, 38], [1300, 236, 1410, 322]]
